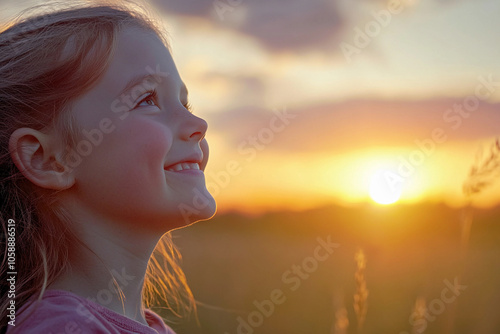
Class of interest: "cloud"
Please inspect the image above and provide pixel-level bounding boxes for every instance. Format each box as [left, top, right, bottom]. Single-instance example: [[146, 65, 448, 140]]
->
[[233, 0, 344, 52], [150, 0, 473, 54], [209, 99, 500, 153], [150, 0, 345, 52]]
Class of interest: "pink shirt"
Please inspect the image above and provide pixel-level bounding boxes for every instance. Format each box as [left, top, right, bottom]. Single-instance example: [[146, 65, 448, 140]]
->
[[7, 290, 177, 334]]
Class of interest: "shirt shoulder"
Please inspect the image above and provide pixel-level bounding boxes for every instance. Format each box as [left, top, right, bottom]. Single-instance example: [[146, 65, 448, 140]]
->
[[8, 290, 176, 334], [9, 291, 112, 334]]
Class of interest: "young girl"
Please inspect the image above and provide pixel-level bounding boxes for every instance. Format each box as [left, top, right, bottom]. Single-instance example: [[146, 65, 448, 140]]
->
[[0, 2, 216, 333]]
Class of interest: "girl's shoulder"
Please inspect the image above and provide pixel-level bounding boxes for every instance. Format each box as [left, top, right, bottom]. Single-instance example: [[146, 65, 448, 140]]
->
[[8, 290, 176, 334]]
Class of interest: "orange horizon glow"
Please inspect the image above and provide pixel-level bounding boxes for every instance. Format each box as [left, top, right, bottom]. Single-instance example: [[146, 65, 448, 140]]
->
[[204, 137, 500, 214]]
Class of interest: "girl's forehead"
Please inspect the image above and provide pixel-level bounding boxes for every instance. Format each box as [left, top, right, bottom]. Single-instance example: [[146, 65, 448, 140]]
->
[[103, 27, 181, 93], [108, 28, 177, 74]]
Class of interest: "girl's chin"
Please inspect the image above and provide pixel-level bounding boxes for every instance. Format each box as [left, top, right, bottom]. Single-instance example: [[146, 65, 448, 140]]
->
[[177, 195, 217, 225]]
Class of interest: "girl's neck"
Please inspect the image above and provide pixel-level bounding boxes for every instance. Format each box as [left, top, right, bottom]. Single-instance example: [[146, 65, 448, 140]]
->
[[49, 209, 160, 325]]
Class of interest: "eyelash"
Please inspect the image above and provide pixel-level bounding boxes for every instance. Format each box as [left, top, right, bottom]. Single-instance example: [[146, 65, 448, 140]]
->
[[183, 101, 193, 113], [133, 90, 193, 113]]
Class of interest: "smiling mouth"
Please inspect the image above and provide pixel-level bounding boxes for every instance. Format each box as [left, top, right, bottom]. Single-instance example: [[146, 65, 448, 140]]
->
[[165, 162, 201, 172]]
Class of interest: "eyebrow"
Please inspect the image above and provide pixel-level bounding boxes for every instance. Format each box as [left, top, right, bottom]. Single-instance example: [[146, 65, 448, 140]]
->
[[116, 73, 169, 99]]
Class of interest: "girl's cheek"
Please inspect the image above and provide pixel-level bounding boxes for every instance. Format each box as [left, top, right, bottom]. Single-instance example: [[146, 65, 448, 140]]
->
[[120, 118, 173, 164], [73, 117, 173, 179]]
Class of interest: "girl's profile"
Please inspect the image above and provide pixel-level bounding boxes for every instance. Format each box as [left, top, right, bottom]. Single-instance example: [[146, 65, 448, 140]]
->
[[0, 2, 216, 333]]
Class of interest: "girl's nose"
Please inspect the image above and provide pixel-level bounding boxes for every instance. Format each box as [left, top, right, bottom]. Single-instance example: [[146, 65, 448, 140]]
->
[[180, 112, 208, 142]]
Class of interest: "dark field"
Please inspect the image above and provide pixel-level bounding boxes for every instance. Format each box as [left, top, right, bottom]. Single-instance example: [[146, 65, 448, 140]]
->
[[164, 203, 500, 334]]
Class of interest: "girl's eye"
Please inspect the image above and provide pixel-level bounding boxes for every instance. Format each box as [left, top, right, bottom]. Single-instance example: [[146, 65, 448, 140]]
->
[[133, 90, 159, 109]]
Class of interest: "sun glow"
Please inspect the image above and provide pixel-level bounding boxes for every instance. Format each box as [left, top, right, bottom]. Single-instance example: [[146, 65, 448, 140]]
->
[[369, 169, 403, 205]]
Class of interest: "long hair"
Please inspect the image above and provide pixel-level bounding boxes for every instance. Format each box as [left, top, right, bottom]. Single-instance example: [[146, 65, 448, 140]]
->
[[0, 3, 195, 333]]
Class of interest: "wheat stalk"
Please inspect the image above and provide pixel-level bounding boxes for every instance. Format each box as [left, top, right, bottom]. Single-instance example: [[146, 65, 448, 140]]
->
[[410, 296, 427, 334], [461, 138, 500, 249], [332, 305, 349, 334], [331, 291, 349, 334], [353, 248, 368, 333], [462, 138, 500, 199], [443, 138, 500, 333]]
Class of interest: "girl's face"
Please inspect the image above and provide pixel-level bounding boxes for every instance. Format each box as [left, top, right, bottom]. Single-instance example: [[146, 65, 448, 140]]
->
[[65, 27, 216, 230]]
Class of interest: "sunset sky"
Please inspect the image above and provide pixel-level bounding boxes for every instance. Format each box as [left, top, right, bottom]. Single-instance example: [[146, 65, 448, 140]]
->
[[2, 0, 500, 213]]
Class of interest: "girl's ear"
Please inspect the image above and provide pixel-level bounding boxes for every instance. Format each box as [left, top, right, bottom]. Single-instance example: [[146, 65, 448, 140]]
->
[[9, 128, 75, 190]]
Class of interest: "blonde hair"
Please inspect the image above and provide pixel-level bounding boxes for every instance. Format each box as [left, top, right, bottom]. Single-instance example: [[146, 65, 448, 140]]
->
[[0, 3, 195, 332]]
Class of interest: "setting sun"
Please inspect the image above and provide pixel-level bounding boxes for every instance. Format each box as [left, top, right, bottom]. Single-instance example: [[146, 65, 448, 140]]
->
[[369, 169, 403, 205]]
